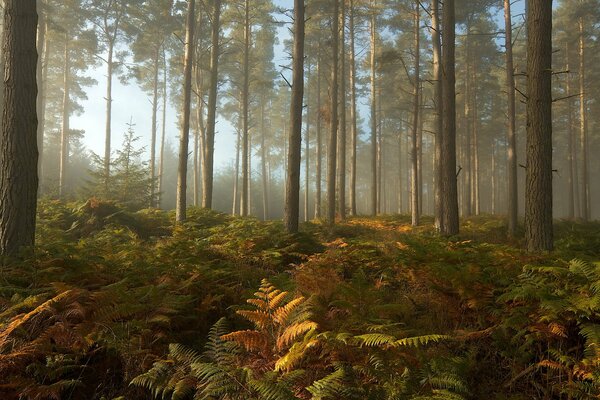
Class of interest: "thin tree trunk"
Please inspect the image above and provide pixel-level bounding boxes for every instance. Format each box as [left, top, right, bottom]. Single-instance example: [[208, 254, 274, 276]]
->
[[202, 0, 221, 209], [441, 0, 459, 235], [36, 6, 46, 181], [411, 3, 420, 226], [327, 0, 340, 225], [349, 0, 358, 216], [578, 17, 589, 221], [175, 0, 196, 223], [492, 140, 496, 214], [241, 0, 250, 217], [565, 42, 575, 220], [431, 0, 444, 231], [260, 97, 269, 220], [472, 63, 480, 216], [0, 0, 39, 257], [464, 30, 472, 217], [525, 0, 553, 252], [304, 64, 311, 222], [233, 119, 241, 215], [150, 48, 160, 206], [505, 0, 518, 235], [337, 0, 347, 221], [369, 3, 377, 216], [158, 48, 168, 208], [315, 53, 322, 219], [284, 0, 305, 233], [104, 40, 114, 188], [59, 35, 70, 199]]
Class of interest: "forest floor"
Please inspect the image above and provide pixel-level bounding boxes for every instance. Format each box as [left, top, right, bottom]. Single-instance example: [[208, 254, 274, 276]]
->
[[1, 199, 600, 399]]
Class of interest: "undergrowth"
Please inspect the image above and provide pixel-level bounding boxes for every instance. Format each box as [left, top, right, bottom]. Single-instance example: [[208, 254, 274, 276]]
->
[[0, 200, 599, 399]]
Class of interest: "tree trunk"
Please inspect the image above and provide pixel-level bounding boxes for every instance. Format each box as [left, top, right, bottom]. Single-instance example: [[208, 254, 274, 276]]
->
[[525, 0, 553, 252], [203, 0, 221, 209], [565, 42, 576, 220], [240, 0, 250, 217], [315, 53, 322, 219], [505, 0, 518, 235], [175, 0, 196, 223], [337, 0, 347, 221], [158, 48, 168, 208], [36, 6, 47, 181], [464, 30, 472, 217], [59, 35, 70, 199], [369, 3, 377, 216], [304, 64, 311, 222], [104, 40, 114, 188], [327, 0, 340, 225], [0, 0, 38, 257], [441, 0, 459, 235], [431, 0, 444, 231], [411, 3, 420, 226], [349, 0, 358, 217], [578, 17, 589, 221], [150, 48, 160, 207], [260, 97, 269, 220], [284, 0, 305, 233]]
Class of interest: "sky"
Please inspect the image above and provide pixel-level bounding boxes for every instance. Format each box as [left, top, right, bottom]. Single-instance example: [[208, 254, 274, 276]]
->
[[71, 0, 526, 172]]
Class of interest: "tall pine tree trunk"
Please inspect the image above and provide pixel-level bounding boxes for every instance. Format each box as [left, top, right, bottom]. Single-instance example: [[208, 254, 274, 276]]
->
[[327, 0, 340, 225], [36, 6, 47, 181], [175, 0, 195, 223], [304, 64, 311, 222], [150, 48, 160, 206], [349, 0, 358, 216], [203, 0, 221, 209], [525, 0, 553, 252], [260, 97, 269, 220], [337, 0, 347, 220], [284, 0, 305, 233], [0, 0, 38, 257], [315, 53, 322, 219], [158, 49, 168, 208], [240, 0, 250, 217], [104, 40, 114, 188], [578, 17, 590, 221], [505, 0, 518, 235], [59, 35, 70, 199], [566, 43, 576, 220], [369, 3, 377, 216], [431, 0, 444, 231], [411, 3, 420, 226], [441, 0, 459, 235]]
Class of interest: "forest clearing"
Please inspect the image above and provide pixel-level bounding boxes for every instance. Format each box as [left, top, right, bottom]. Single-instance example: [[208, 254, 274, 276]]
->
[[0, 0, 599, 399]]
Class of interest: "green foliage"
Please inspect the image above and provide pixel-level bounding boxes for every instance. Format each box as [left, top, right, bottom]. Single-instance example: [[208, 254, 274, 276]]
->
[[2, 206, 600, 399]]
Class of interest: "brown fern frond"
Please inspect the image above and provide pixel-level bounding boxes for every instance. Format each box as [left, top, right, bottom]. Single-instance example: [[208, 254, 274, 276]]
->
[[237, 310, 272, 329], [273, 297, 305, 325], [277, 321, 318, 351], [221, 330, 268, 352]]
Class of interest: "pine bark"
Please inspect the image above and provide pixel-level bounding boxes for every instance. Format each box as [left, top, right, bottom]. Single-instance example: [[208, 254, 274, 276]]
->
[[36, 6, 47, 180], [348, 0, 358, 216], [327, 0, 340, 225], [0, 0, 39, 257], [525, 0, 553, 252], [59, 35, 70, 198], [284, 0, 305, 233], [158, 49, 167, 208], [578, 18, 589, 221], [369, 4, 377, 216], [240, 0, 250, 217], [150, 48, 160, 207], [431, 0, 444, 232], [505, 0, 518, 235], [202, 0, 221, 209], [441, 0, 459, 235], [315, 54, 322, 219], [411, 3, 420, 227], [337, 0, 347, 221], [175, 0, 196, 223]]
